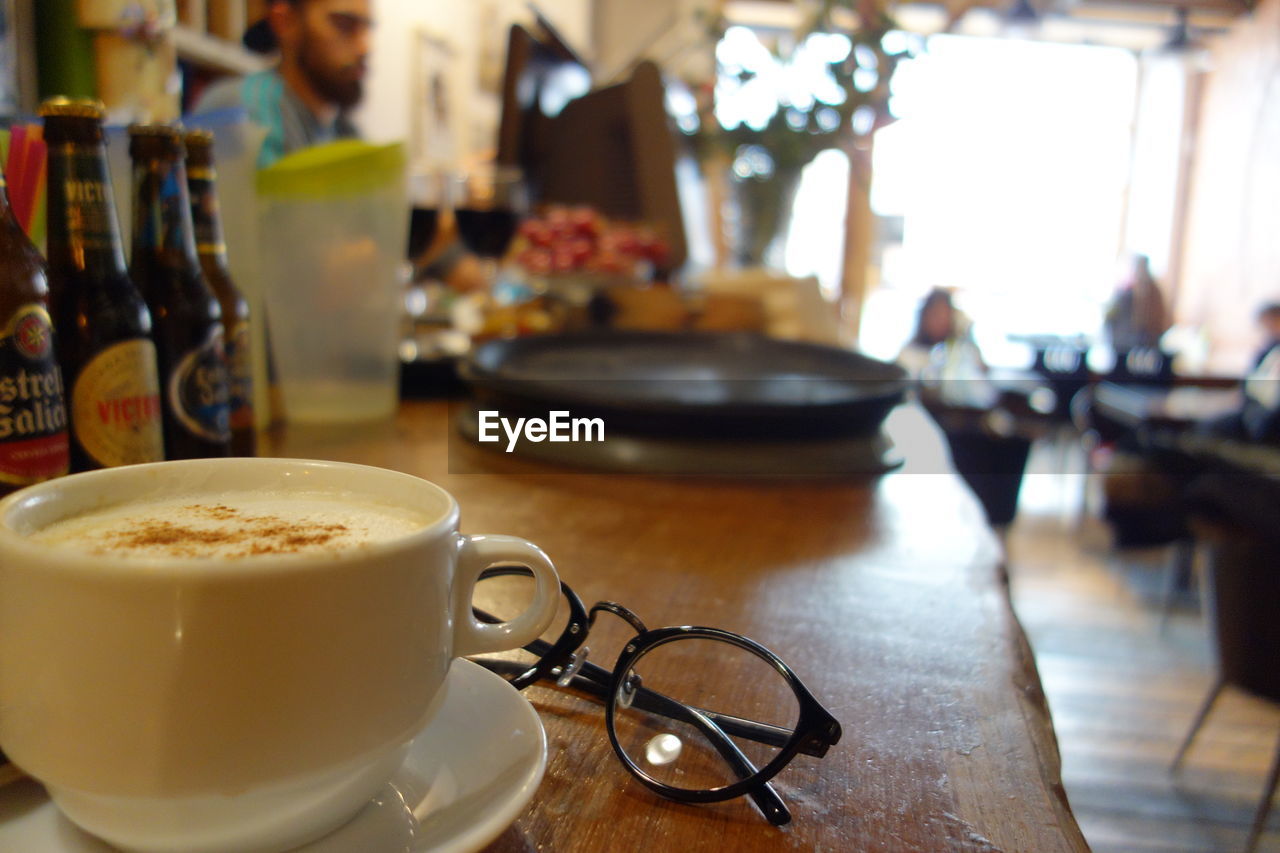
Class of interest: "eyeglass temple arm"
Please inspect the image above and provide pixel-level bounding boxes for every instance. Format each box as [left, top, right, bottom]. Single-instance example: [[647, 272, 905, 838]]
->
[[676, 703, 792, 826]]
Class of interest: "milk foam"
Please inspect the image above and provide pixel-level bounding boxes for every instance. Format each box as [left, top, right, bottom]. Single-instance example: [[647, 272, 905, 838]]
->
[[29, 492, 430, 559]]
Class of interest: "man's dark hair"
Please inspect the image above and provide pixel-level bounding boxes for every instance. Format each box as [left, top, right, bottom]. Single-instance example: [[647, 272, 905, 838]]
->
[[242, 0, 302, 54], [1259, 302, 1280, 321]]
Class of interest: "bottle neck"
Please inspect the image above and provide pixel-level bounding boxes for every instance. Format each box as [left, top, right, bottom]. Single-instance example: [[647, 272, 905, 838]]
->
[[0, 176, 31, 256], [0, 176, 20, 239], [186, 165, 230, 267], [131, 153, 200, 267], [45, 140, 130, 274]]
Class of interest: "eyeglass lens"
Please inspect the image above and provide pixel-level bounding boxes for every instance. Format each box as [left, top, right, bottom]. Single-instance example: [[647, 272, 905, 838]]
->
[[610, 636, 801, 792]]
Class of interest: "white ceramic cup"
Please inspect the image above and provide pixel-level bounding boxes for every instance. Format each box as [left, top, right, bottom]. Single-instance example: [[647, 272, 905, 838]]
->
[[0, 458, 559, 853]]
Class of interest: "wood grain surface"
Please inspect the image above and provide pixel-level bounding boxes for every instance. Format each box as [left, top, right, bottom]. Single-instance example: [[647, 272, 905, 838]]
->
[[264, 402, 1088, 853]]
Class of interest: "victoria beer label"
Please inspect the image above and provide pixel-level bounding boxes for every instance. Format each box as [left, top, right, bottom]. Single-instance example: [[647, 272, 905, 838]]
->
[[70, 338, 164, 466], [41, 98, 164, 470]]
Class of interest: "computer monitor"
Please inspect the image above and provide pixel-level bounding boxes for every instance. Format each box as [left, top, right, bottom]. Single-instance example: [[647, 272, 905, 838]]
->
[[497, 24, 688, 270]]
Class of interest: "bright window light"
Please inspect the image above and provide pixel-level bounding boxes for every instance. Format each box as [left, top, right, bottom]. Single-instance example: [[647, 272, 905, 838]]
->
[[858, 35, 1139, 363]]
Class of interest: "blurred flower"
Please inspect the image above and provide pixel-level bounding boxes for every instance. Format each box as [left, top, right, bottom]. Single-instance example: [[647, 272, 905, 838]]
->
[[513, 205, 672, 279]]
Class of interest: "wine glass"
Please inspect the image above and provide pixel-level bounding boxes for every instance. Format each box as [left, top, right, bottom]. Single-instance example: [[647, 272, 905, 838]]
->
[[403, 171, 449, 335], [449, 165, 528, 294], [407, 171, 446, 266]]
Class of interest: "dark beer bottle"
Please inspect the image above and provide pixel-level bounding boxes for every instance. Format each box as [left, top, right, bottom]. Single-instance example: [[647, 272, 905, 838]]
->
[[41, 98, 164, 472], [128, 124, 231, 460], [184, 130, 256, 456], [0, 163, 70, 495]]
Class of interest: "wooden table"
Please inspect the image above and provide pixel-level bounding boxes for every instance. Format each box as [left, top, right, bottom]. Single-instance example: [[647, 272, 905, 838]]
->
[[264, 401, 1088, 852]]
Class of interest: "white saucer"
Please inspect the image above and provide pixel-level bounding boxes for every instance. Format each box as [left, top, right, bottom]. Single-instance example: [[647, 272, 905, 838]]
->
[[0, 659, 546, 853]]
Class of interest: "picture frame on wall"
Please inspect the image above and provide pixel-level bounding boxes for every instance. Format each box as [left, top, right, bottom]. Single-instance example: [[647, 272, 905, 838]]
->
[[0, 0, 19, 117], [0, 0, 23, 117], [411, 29, 459, 170], [3, 0, 38, 117]]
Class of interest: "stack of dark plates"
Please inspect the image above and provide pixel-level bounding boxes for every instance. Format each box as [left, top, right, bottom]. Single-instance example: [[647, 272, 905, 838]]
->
[[457, 331, 909, 477]]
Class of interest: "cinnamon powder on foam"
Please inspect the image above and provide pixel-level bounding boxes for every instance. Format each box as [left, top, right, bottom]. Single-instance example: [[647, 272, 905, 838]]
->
[[29, 496, 426, 560], [101, 504, 352, 559]]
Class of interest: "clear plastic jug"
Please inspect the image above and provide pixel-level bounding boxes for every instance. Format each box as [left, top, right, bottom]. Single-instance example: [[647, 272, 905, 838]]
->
[[257, 140, 407, 422]]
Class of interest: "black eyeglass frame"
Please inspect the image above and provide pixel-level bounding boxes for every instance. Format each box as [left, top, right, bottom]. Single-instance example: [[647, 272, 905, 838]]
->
[[473, 567, 843, 826]]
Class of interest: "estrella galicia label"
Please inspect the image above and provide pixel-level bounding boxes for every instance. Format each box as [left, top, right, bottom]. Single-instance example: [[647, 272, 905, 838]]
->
[[0, 305, 70, 485]]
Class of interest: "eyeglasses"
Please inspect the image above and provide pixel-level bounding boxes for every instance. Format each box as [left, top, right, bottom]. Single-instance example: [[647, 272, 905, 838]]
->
[[470, 567, 843, 826], [326, 11, 373, 38]]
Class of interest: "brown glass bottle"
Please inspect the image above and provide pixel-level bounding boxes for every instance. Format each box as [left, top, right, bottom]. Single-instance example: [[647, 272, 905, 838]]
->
[[185, 130, 256, 456], [41, 98, 164, 472], [128, 124, 231, 460], [0, 166, 70, 495]]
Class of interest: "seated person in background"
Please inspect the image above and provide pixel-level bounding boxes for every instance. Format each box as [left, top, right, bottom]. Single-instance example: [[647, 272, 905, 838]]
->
[[1105, 253, 1169, 354], [1252, 302, 1280, 369], [1202, 300, 1280, 444], [898, 288, 992, 408], [899, 289, 1028, 530], [195, 0, 370, 168], [1242, 346, 1280, 442], [897, 288, 985, 378]]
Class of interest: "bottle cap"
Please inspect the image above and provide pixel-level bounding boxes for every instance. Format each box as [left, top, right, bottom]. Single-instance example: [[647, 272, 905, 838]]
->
[[127, 123, 183, 139], [38, 97, 106, 120], [184, 130, 215, 148]]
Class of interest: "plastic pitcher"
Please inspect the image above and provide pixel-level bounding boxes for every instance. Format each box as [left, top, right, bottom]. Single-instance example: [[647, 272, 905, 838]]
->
[[257, 140, 407, 422]]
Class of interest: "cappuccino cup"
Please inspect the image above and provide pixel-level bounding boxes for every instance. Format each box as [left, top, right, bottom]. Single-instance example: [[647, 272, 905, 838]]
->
[[0, 458, 559, 853]]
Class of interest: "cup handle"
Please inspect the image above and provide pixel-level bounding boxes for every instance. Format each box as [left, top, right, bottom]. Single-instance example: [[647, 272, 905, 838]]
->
[[452, 534, 559, 657]]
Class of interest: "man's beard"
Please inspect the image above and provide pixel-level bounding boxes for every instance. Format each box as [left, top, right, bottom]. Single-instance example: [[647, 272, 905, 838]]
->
[[298, 38, 363, 110]]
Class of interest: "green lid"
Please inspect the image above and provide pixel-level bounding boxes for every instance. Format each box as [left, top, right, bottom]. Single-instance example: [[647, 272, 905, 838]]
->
[[256, 140, 406, 199]]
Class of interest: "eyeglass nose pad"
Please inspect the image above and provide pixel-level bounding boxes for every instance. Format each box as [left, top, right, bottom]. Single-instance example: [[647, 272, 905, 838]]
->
[[555, 646, 590, 687], [617, 671, 642, 710]]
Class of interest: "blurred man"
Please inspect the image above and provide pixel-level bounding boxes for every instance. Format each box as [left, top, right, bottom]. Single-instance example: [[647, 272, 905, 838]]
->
[[196, 0, 485, 289], [195, 0, 372, 167]]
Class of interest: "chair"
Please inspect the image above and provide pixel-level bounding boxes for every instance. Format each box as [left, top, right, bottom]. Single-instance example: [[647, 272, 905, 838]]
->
[[1108, 346, 1173, 385], [937, 427, 1031, 529], [1069, 386, 1198, 622], [1171, 473, 1280, 853], [1031, 342, 1092, 424]]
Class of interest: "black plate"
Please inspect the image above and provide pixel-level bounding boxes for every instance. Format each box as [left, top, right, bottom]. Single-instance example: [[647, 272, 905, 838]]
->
[[459, 332, 908, 440]]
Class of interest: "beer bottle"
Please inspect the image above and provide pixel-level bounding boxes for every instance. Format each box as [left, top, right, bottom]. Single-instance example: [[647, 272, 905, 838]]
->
[[128, 124, 231, 460], [185, 130, 255, 456], [41, 98, 164, 472], [0, 162, 70, 495]]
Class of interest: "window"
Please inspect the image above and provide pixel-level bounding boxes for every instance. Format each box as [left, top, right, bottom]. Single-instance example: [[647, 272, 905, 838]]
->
[[857, 35, 1139, 365]]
